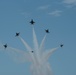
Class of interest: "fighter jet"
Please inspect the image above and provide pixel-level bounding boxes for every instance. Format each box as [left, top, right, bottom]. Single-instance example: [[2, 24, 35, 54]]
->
[[31, 51, 34, 53], [60, 44, 64, 47], [3, 44, 7, 49], [45, 29, 50, 33], [30, 19, 35, 25], [15, 32, 20, 37]]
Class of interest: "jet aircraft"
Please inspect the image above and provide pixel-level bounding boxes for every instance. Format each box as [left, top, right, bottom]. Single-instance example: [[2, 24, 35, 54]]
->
[[30, 19, 35, 25], [60, 44, 63, 47], [3, 44, 7, 49], [15, 32, 20, 36], [45, 29, 50, 33], [31, 51, 34, 53]]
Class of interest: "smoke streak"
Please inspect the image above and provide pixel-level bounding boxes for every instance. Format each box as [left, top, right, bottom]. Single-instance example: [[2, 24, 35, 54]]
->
[[33, 27, 41, 64], [42, 47, 59, 62], [39, 34, 46, 54], [18, 36, 38, 65], [8, 47, 32, 63], [30, 62, 52, 75], [18, 36, 32, 52]]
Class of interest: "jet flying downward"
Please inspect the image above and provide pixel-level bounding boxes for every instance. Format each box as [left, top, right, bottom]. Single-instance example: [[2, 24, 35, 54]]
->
[[3, 44, 7, 49], [60, 44, 64, 47], [30, 19, 35, 25], [45, 29, 50, 33], [15, 32, 20, 37]]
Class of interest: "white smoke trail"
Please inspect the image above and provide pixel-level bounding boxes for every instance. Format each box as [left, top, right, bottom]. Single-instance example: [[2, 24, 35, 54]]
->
[[33, 27, 39, 52], [7, 47, 32, 63], [33, 27, 41, 64], [30, 62, 52, 75], [18, 36, 32, 52], [42, 47, 59, 62], [39, 34, 46, 55], [0, 44, 31, 63], [18, 36, 37, 65], [30, 28, 54, 75]]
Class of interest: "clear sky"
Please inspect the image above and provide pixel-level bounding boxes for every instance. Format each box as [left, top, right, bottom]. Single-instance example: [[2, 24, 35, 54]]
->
[[0, 0, 76, 75]]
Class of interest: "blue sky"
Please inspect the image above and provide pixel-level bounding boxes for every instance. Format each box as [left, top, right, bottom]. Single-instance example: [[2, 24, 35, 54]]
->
[[0, 0, 76, 75]]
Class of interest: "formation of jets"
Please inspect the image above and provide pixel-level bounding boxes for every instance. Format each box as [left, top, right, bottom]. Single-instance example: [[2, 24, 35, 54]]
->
[[2, 19, 64, 50]]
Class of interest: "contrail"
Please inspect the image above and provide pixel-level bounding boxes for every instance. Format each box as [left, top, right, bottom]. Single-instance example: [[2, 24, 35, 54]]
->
[[30, 62, 52, 75], [18, 36, 32, 52], [39, 34, 47, 55], [18, 36, 38, 65], [42, 47, 59, 62], [5, 46, 31, 63], [33, 27, 41, 64]]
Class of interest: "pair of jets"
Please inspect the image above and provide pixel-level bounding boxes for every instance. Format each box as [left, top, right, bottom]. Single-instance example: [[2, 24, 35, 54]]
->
[[3, 43, 64, 49], [3, 33, 20, 49], [30, 19, 50, 33]]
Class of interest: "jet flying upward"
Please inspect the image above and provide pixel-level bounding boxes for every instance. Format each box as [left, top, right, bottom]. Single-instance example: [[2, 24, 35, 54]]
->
[[3, 44, 7, 49], [30, 19, 35, 25], [15, 32, 20, 37], [45, 29, 50, 33]]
